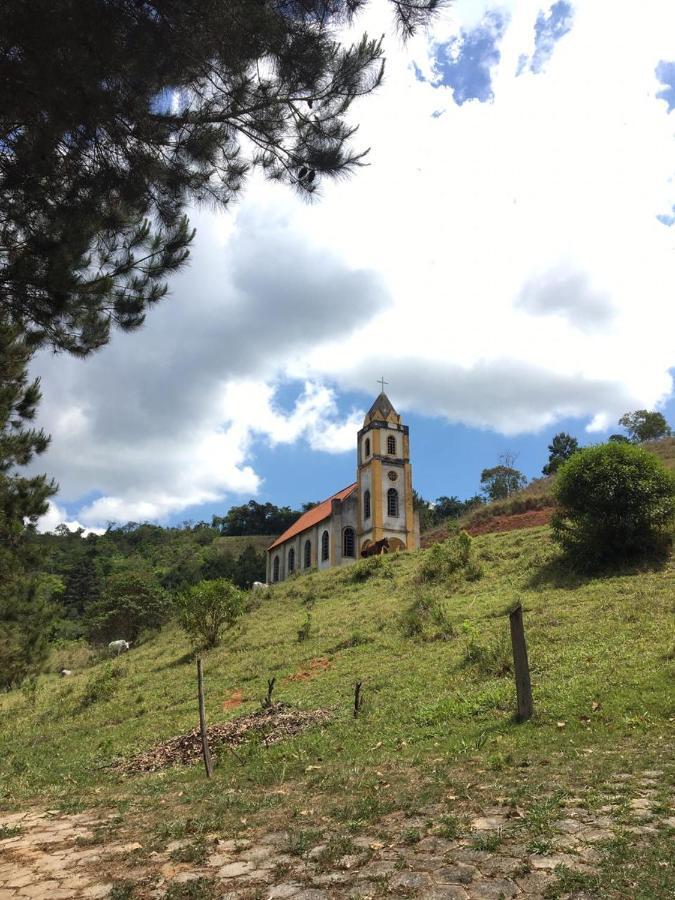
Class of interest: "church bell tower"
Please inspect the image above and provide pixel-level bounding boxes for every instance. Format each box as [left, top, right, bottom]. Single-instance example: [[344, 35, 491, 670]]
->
[[357, 389, 418, 554]]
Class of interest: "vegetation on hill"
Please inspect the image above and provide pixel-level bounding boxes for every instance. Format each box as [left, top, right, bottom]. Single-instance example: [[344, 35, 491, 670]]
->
[[17, 523, 270, 652], [0, 526, 672, 896], [552, 442, 675, 570], [425, 436, 675, 539]]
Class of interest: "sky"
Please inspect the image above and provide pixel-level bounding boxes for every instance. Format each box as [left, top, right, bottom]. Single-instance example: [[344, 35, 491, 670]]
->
[[31, 0, 675, 533]]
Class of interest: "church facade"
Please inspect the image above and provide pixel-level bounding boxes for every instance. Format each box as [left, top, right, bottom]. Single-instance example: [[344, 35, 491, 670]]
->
[[266, 391, 420, 583]]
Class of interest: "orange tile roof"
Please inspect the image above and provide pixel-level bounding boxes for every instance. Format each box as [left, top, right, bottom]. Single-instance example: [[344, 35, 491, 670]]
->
[[267, 483, 357, 551]]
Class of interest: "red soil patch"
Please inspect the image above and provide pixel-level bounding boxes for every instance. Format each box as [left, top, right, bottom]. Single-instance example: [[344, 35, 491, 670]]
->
[[287, 657, 331, 682], [421, 508, 554, 548], [464, 507, 553, 535], [222, 689, 244, 710]]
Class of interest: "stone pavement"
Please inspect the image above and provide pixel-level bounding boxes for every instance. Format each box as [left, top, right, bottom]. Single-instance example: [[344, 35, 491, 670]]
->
[[0, 770, 673, 899]]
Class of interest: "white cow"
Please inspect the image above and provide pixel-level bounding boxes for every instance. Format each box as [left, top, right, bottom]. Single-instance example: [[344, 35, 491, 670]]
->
[[108, 639, 131, 656], [252, 581, 269, 591], [59, 669, 73, 677]]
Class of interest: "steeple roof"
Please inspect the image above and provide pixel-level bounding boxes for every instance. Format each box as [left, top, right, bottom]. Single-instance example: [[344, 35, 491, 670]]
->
[[364, 391, 401, 426]]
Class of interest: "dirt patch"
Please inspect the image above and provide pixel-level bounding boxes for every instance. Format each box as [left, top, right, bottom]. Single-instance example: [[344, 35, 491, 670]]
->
[[117, 703, 332, 774], [422, 508, 554, 547], [286, 656, 331, 682], [465, 507, 554, 535], [222, 688, 244, 710]]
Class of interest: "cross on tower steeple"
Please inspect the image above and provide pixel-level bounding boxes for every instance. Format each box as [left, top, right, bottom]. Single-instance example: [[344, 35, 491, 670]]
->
[[377, 376, 389, 392]]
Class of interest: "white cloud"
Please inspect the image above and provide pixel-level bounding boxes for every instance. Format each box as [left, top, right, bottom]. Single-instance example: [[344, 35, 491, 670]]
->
[[37, 502, 104, 536], [32, 0, 675, 528]]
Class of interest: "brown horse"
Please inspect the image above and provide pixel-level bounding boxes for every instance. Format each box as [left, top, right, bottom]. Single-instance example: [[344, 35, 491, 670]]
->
[[361, 538, 390, 558]]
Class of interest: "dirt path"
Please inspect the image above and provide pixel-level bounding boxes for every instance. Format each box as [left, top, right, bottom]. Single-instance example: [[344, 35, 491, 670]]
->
[[1, 769, 672, 899]]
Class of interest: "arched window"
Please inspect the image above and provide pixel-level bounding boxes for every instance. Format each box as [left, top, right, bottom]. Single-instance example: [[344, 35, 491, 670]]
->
[[387, 434, 396, 455], [273, 556, 280, 582], [365, 438, 370, 458], [343, 527, 355, 557], [387, 487, 399, 517], [363, 489, 371, 520], [288, 547, 295, 574], [321, 530, 329, 562], [304, 539, 312, 569]]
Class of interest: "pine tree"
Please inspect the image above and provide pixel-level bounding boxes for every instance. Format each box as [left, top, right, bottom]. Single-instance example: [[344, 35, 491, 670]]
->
[[542, 432, 579, 476], [0, 316, 58, 687], [1, 0, 441, 355]]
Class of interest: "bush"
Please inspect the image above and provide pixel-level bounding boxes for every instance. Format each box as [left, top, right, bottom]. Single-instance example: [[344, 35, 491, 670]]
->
[[347, 554, 390, 583], [552, 443, 675, 569], [80, 661, 125, 708], [297, 611, 312, 643], [175, 579, 244, 649], [85, 569, 170, 643], [401, 594, 455, 641], [418, 531, 483, 583]]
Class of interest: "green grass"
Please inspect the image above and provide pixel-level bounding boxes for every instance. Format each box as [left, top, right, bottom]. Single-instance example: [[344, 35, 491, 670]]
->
[[0, 527, 673, 858], [545, 830, 675, 898], [212, 534, 271, 556]]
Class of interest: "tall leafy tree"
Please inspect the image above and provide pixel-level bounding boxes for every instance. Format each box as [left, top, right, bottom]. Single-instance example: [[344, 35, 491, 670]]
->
[[85, 567, 170, 643], [480, 465, 527, 501], [542, 432, 579, 476], [61, 551, 102, 621], [214, 500, 305, 536], [1, 0, 441, 356], [618, 410, 672, 443], [234, 545, 267, 589]]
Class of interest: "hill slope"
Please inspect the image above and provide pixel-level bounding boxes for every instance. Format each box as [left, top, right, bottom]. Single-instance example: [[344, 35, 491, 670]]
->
[[422, 437, 675, 544], [1, 528, 673, 897]]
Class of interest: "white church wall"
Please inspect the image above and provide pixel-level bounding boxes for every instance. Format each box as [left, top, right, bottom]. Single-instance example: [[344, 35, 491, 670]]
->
[[318, 521, 332, 571], [339, 493, 359, 567], [381, 463, 407, 534]]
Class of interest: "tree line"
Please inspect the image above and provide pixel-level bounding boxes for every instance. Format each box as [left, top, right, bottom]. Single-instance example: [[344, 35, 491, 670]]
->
[[414, 409, 673, 523]]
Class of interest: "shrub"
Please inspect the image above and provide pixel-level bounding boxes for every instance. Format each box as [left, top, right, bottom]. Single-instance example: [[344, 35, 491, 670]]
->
[[348, 554, 389, 583], [297, 611, 312, 643], [175, 579, 244, 649], [401, 594, 455, 641], [86, 569, 170, 643], [552, 443, 675, 569], [80, 661, 125, 708], [418, 531, 483, 583]]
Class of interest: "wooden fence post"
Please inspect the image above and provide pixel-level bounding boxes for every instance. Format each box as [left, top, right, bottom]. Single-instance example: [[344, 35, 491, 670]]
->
[[354, 681, 363, 718], [264, 676, 276, 708], [509, 604, 533, 722], [197, 657, 214, 778]]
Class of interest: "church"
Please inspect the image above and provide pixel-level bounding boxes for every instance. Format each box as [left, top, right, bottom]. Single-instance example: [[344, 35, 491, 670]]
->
[[266, 390, 420, 583]]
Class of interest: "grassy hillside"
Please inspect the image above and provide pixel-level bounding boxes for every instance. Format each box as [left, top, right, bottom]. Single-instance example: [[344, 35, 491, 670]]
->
[[2, 529, 672, 847], [425, 437, 675, 538]]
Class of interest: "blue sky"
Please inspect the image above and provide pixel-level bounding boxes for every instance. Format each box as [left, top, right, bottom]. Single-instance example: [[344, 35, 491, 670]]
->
[[67, 381, 673, 528], [32, 1, 675, 533], [197, 386, 675, 521]]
